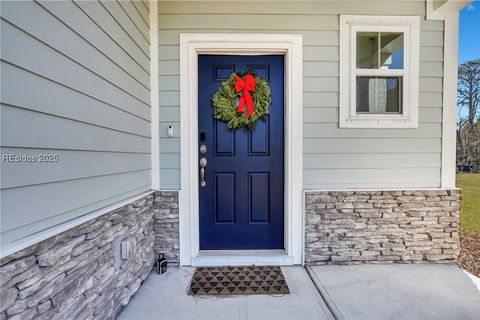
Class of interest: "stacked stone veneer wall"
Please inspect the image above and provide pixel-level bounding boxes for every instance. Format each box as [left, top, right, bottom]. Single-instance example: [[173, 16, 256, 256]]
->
[[153, 191, 180, 265], [305, 190, 460, 265], [0, 194, 155, 320]]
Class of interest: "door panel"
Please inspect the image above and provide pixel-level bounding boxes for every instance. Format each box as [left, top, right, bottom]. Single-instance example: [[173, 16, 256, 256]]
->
[[214, 172, 236, 224], [198, 55, 284, 249], [214, 121, 235, 155], [249, 172, 270, 224], [249, 118, 270, 155]]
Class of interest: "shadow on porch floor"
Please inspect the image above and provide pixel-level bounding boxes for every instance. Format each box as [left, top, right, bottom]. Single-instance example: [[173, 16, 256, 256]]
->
[[117, 266, 334, 320]]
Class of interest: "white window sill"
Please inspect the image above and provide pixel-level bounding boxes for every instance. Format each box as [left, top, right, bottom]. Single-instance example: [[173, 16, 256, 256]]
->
[[340, 117, 419, 128]]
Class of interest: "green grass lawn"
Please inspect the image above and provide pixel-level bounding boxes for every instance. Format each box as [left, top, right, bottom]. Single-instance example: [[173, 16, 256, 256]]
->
[[456, 174, 480, 237]]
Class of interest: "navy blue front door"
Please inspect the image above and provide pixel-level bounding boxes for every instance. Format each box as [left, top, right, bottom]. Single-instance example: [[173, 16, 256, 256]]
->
[[198, 55, 285, 250]]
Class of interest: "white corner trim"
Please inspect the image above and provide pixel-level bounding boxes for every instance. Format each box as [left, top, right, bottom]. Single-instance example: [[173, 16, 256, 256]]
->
[[427, 0, 447, 20], [0, 191, 154, 259], [150, 0, 160, 190], [441, 10, 459, 188], [179, 33, 303, 266], [339, 15, 420, 129], [427, 0, 472, 20]]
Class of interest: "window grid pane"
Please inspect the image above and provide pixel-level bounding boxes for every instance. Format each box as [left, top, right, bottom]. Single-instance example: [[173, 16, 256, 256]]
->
[[380, 32, 404, 69], [356, 76, 403, 114], [356, 32, 379, 69], [356, 32, 404, 70]]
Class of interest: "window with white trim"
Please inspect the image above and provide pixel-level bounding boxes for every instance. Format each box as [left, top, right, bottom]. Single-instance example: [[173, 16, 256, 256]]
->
[[339, 15, 420, 128]]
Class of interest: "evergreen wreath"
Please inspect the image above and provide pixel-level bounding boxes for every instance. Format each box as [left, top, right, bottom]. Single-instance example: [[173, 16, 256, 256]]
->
[[212, 71, 271, 130]]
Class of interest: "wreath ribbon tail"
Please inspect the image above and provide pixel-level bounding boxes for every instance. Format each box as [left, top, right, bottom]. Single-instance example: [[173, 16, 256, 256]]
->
[[237, 95, 246, 113], [246, 92, 254, 117]]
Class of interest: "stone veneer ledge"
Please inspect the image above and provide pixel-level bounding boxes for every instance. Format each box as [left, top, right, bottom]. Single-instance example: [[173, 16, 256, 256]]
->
[[0, 194, 156, 320], [305, 190, 461, 265], [153, 191, 180, 265]]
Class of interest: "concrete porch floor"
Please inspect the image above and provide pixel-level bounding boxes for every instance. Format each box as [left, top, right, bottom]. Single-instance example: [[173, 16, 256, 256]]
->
[[308, 264, 480, 320], [118, 265, 480, 320]]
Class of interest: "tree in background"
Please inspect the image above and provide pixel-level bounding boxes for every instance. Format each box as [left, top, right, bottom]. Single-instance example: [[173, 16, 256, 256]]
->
[[457, 59, 480, 171]]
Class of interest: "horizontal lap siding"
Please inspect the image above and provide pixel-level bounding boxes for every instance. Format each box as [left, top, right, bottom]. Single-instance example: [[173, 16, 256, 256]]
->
[[0, 0, 151, 246], [157, 1, 443, 190]]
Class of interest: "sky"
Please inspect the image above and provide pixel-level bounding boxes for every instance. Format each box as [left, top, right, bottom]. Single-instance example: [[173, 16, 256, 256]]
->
[[459, 1, 480, 63]]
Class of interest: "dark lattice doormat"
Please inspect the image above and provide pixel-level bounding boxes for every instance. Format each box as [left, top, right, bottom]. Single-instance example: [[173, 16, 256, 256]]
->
[[188, 266, 290, 296]]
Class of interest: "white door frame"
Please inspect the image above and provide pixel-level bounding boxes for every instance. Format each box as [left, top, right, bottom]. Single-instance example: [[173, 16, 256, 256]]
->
[[179, 34, 303, 266]]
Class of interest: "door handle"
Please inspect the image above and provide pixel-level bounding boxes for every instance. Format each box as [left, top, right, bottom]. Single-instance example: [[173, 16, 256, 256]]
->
[[200, 157, 207, 187]]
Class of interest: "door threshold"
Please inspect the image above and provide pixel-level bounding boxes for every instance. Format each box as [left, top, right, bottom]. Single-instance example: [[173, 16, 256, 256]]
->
[[191, 250, 294, 266]]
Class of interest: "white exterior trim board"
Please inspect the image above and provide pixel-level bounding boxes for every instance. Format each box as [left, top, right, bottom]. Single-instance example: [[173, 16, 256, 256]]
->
[[150, 0, 160, 190], [304, 188, 460, 193], [179, 33, 303, 266], [192, 256, 294, 267], [427, 0, 472, 20], [0, 190, 154, 259], [441, 10, 459, 188], [192, 250, 294, 266]]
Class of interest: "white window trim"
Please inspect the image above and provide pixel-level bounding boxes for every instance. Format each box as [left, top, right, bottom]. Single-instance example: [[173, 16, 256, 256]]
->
[[339, 15, 420, 128]]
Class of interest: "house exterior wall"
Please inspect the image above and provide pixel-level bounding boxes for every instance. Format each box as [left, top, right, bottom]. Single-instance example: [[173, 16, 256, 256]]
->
[[0, 0, 152, 250], [0, 0, 458, 262], [157, 0, 445, 190]]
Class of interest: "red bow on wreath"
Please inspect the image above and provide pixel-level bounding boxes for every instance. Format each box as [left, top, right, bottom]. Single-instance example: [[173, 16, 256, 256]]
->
[[235, 73, 256, 117]]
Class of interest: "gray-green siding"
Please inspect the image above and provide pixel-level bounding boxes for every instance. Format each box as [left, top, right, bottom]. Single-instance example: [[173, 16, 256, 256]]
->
[[0, 0, 151, 247], [157, 1, 444, 190]]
